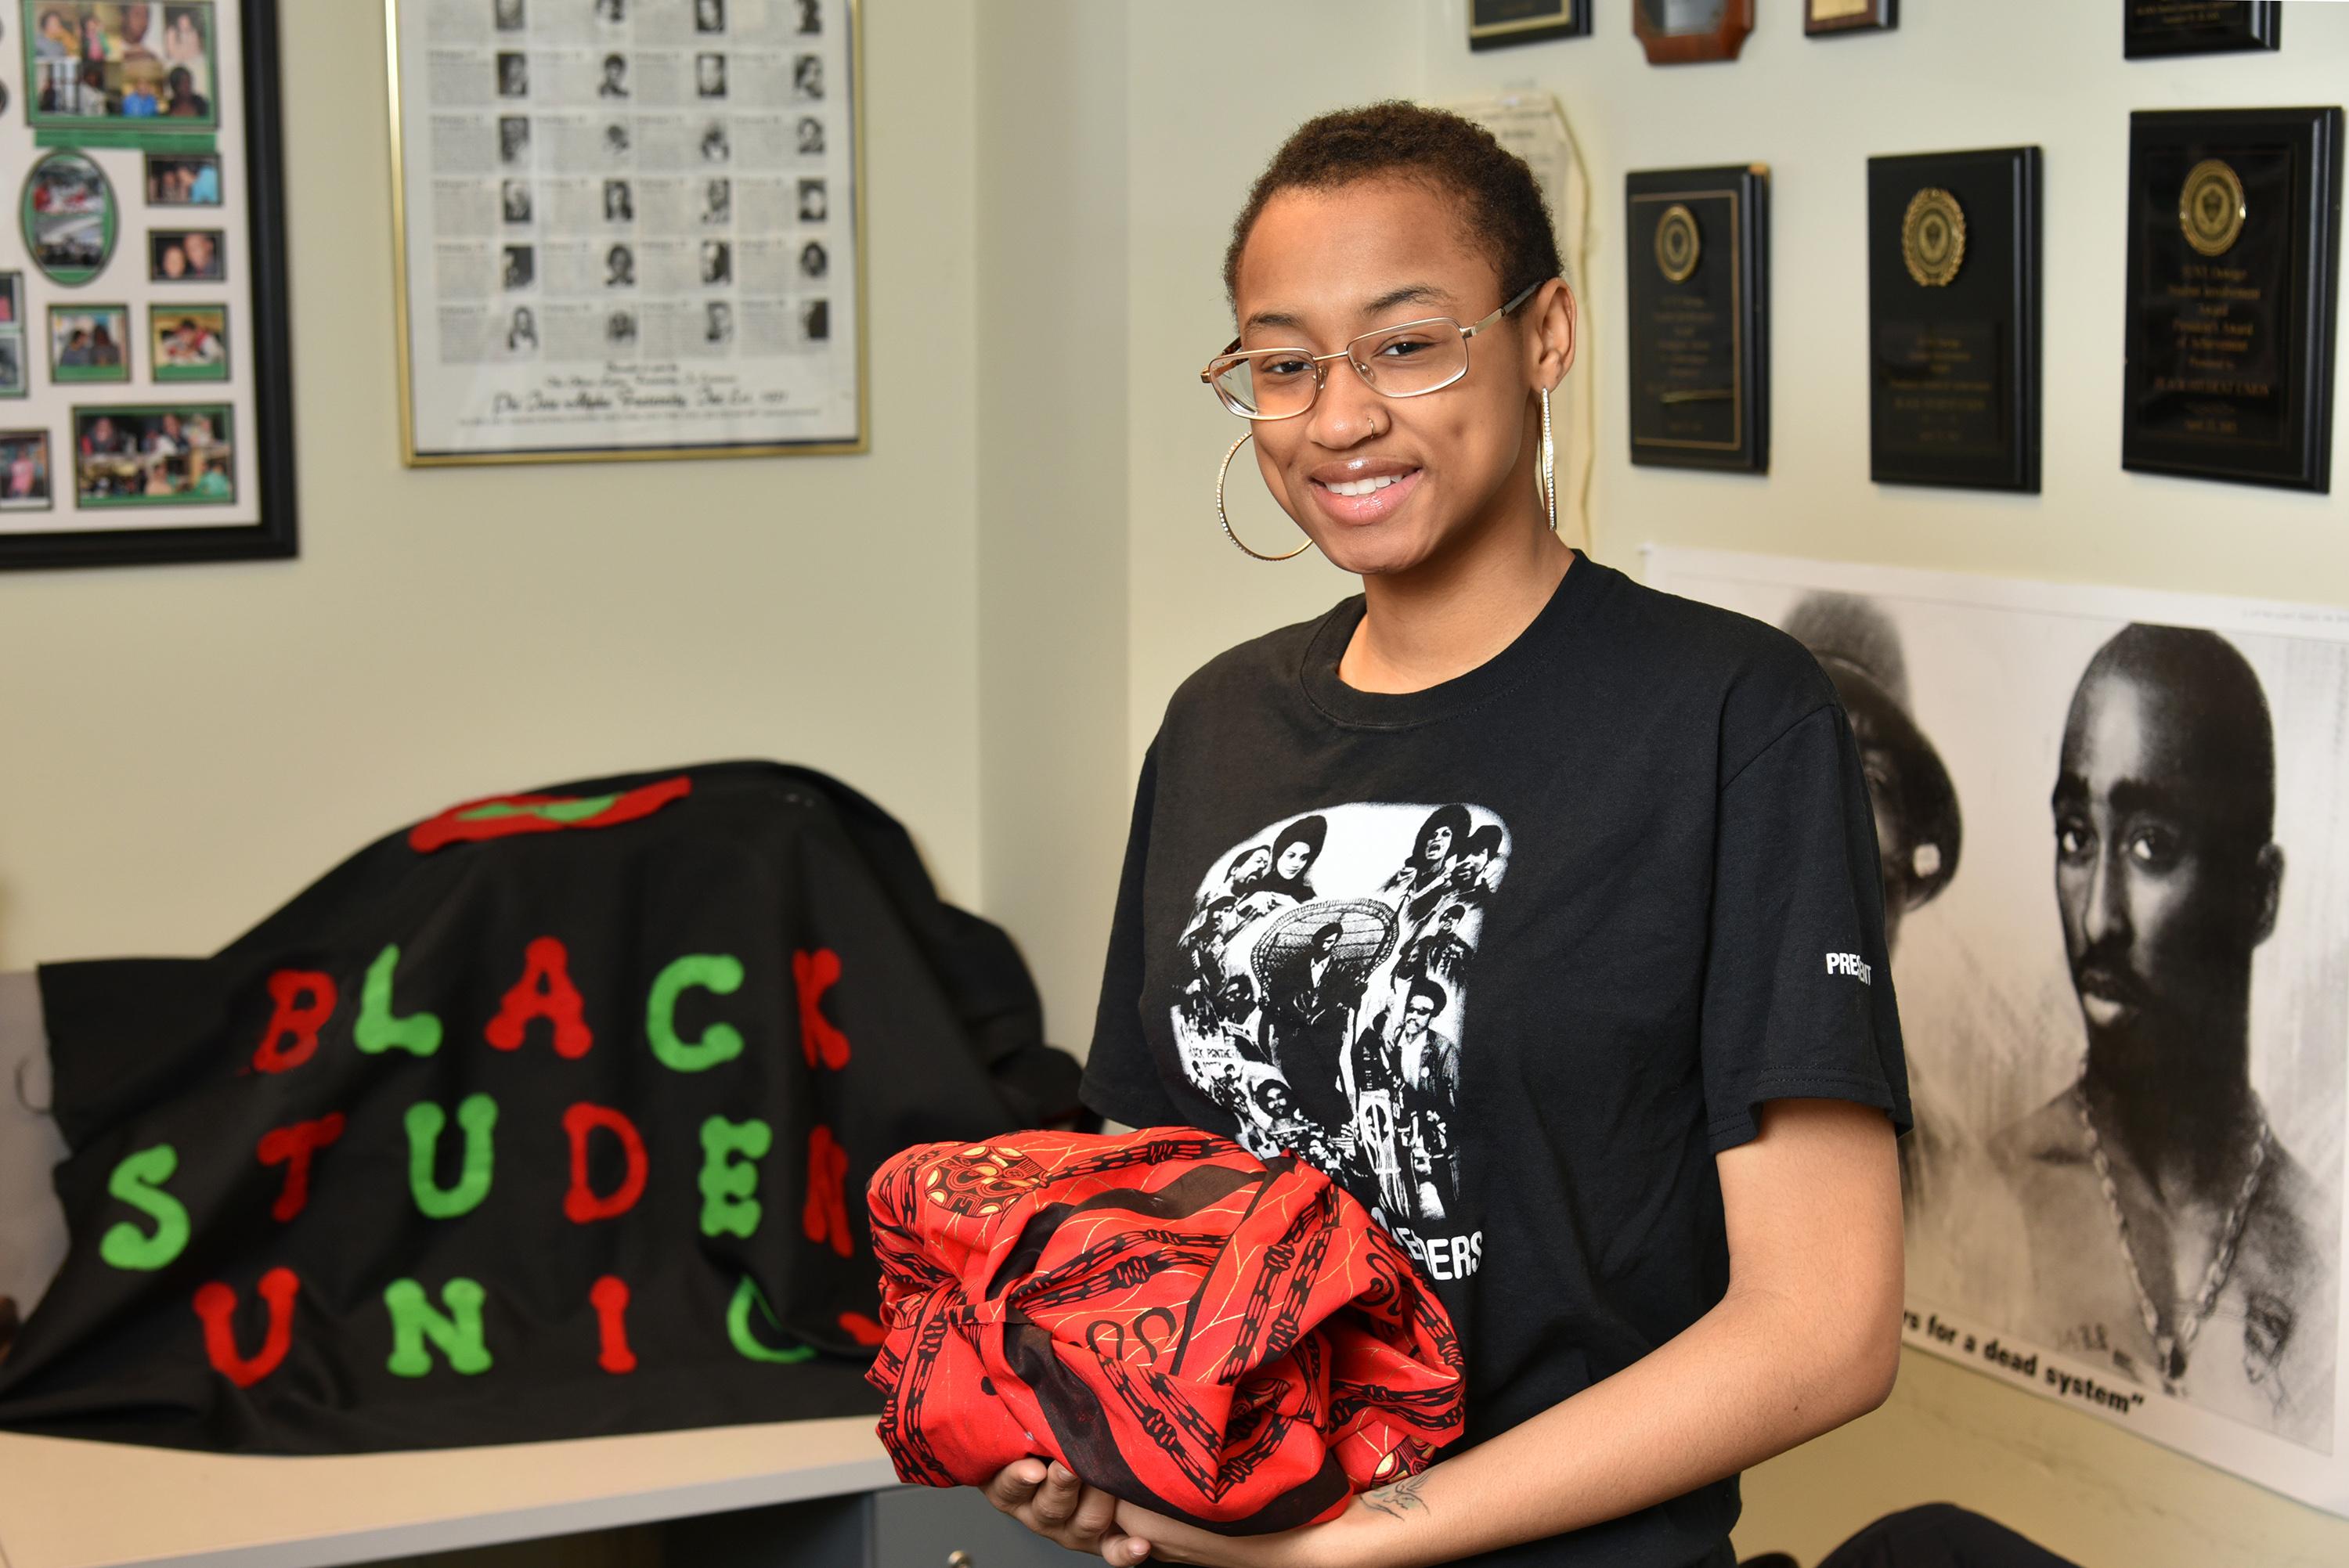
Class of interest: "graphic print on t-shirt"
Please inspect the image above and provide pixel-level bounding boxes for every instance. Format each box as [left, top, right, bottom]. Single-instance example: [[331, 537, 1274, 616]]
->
[[1168, 802, 1509, 1283]]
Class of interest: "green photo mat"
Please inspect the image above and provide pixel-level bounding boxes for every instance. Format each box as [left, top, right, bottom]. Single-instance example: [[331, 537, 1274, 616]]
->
[[150, 302, 230, 380], [70, 401, 236, 507], [20, 0, 222, 150], [46, 301, 132, 382]]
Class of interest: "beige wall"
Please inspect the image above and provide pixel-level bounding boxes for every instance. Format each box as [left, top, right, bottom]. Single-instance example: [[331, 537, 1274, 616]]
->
[[1119, 0, 2349, 1563], [0, 0, 987, 971], [975, 0, 1132, 1051]]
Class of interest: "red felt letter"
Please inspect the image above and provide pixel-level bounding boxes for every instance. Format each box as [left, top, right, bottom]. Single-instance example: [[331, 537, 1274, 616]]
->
[[486, 937, 592, 1059], [563, 1102, 648, 1224], [794, 949, 850, 1070], [193, 1267, 300, 1388], [591, 1275, 637, 1374], [251, 971, 337, 1075], [256, 1112, 347, 1222], [803, 1124, 853, 1258]]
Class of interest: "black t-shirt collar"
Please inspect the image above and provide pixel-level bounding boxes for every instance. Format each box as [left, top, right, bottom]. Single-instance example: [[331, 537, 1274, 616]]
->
[[1298, 547, 1607, 730]]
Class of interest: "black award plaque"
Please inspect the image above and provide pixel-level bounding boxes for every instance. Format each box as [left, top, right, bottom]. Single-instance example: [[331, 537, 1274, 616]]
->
[[1626, 164, 1769, 472], [2122, 109, 2342, 492], [1866, 147, 2041, 491], [2123, 2, 2281, 59]]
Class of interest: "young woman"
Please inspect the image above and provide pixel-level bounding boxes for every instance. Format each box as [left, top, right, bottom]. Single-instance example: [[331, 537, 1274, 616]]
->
[[987, 104, 1908, 1566]]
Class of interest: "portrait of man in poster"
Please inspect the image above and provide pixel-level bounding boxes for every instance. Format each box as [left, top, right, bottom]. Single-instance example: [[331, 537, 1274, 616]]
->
[[1990, 625, 2338, 1447], [1651, 550, 2349, 1489]]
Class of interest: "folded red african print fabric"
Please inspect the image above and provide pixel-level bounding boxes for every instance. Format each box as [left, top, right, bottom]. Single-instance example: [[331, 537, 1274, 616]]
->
[[864, 1128, 1465, 1534]]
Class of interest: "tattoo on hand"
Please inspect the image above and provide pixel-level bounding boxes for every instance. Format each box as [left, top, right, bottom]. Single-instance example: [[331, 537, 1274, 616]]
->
[[1361, 1472, 1431, 1521]]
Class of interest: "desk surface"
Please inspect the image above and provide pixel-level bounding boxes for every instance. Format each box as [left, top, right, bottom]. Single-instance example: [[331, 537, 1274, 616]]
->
[[0, 1418, 901, 1568]]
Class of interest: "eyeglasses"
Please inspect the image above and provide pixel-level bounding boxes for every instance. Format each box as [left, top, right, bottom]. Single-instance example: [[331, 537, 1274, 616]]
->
[[1200, 279, 1542, 420]]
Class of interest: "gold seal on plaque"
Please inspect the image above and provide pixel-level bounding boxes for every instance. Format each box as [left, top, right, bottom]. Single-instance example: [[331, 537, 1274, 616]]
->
[[1901, 187, 1966, 287], [1654, 203, 1701, 283], [2180, 158, 2246, 257]]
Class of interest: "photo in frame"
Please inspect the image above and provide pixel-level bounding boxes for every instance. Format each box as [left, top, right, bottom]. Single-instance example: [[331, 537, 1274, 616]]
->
[[1806, 0, 1896, 38], [386, 0, 868, 465], [0, 0, 295, 568], [1468, 0, 1590, 52], [0, 272, 26, 397], [20, 0, 222, 150]]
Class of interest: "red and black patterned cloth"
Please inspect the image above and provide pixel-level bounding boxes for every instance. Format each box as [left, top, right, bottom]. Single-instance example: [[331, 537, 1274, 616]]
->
[[865, 1128, 1466, 1534]]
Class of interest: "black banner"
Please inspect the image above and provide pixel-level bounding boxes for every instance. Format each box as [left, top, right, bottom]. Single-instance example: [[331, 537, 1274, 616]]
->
[[0, 761, 1081, 1451]]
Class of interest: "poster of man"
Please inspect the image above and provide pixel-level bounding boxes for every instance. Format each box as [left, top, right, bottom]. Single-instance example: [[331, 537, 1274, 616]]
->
[[1648, 546, 2349, 1513]]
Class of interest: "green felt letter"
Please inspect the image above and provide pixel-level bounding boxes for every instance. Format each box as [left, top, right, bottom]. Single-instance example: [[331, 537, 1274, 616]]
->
[[384, 1278, 493, 1377], [356, 944, 443, 1058], [698, 1116, 772, 1238], [100, 1144, 190, 1272], [727, 1275, 814, 1364], [647, 953, 745, 1073], [405, 1094, 497, 1219]]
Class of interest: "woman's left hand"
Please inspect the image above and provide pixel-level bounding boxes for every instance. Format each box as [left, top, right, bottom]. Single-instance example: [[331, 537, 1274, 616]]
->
[[1106, 1497, 1365, 1568]]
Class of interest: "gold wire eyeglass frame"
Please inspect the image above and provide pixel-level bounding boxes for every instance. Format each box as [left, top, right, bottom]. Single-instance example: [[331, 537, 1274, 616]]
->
[[1199, 279, 1543, 420]]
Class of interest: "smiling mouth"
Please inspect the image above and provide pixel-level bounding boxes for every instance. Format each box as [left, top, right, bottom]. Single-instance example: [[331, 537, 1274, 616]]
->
[[1309, 467, 1423, 524]]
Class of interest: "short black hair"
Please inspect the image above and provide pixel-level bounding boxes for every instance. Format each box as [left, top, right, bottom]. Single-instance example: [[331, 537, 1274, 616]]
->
[[2072, 623, 2276, 849], [1224, 101, 1561, 312]]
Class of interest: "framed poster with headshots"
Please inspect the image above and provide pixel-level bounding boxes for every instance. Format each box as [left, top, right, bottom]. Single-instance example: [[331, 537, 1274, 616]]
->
[[385, 0, 867, 466], [0, 0, 296, 569]]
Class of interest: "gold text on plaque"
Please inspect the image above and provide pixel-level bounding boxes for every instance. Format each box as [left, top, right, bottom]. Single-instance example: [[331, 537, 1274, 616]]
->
[[2180, 158, 2246, 258], [1901, 187, 1966, 288], [1654, 203, 1701, 283]]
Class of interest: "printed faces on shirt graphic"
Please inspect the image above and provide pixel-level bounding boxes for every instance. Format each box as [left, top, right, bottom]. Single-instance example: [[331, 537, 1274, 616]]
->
[[1167, 801, 1508, 1281]]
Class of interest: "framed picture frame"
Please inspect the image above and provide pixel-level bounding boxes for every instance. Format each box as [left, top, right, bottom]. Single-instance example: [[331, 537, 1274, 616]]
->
[[1806, 0, 1896, 38], [1633, 0, 1753, 66], [2, 0, 296, 569], [2123, 2, 2282, 59], [46, 301, 133, 384], [1626, 164, 1770, 472], [1468, 0, 1591, 52], [22, 1, 222, 148], [0, 273, 27, 399], [385, 0, 870, 466], [2120, 107, 2341, 492], [1867, 146, 2041, 492]]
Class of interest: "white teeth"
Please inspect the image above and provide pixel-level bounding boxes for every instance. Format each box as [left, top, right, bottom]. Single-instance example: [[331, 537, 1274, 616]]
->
[[1327, 474, 1403, 497]]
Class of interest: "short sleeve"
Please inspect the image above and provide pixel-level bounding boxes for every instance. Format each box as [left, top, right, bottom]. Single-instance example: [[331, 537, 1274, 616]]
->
[[1699, 701, 1912, 1153], [1078, 743, 1185, 1130]]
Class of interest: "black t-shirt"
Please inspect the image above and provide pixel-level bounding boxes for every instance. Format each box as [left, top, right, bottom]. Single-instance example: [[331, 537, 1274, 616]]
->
[[1079, 550, 1911, 1567]]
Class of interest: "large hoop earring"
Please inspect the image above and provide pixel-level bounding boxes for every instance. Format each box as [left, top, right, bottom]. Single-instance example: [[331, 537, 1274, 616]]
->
[[1217, 431, 1313, 561], [1536, 387, 1557, 534]]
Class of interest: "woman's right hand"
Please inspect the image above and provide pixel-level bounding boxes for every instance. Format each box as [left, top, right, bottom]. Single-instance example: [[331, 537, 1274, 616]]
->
[[983, 1457, 1153, 1564]]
